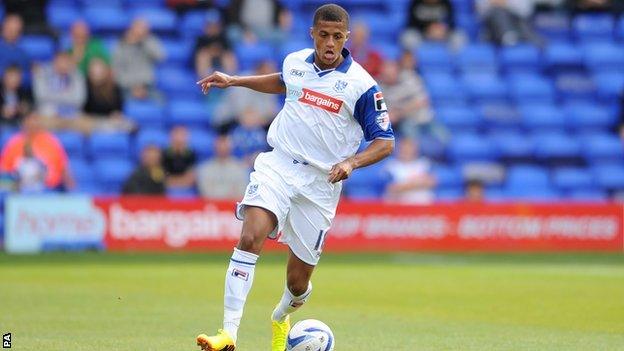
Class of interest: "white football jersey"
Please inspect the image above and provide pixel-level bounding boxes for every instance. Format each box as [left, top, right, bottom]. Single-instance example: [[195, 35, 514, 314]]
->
[[267, 48, 394, 173]]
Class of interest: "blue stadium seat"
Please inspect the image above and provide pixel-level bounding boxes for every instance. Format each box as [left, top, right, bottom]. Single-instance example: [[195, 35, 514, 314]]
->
[[157, 66, 199, 99], [456, 44, 498, 74], [489, 131, 533, 160], [567, 189, 608, 201], [69, 158, 97, 191], [505, 165, 558, 199], [436, 106, 482, 131], [18, 35, 55, 61], [519, 104, 566, 131], [533, 132, 581, 161], [160, 39, 193, 65], [417, 42, 453, 72], [167, 186, 197, 198], [592, 164, 624, 190], [131, 8, 177, 33], [124, 99, 166, 128], [124, 0, 166, 9], [564, 103, 615, 130], [278, 40, 310, 63], [88, 132, 131, 158], [423, 73, 466, 104], [54, 131, 84, 158], [168, 99, 211, 127], [234, 42, 274, 72], [94, 157, 134, 193], [544, 42, 583, 71], [448, 133, 495, 162], [581, 134, 624, 163], [47, 5, 81, 30], [432, 165, 463, 188], [344, 161, 391, 200], [593, 72, 624, 102], [478, 102, 520, 129], [231, 126, 268, 157], [499, 44, 540, 72], [573, 14, 614, 41], [374, 42, 402, 60], [619, 16, 624, 40], [583, 42, 624, 72], [436, 187, 463, 201], [535, 13, 571, 41], [462, 73, 508, 103], [353, 13, 401, 41], [554, 72, 597, 101], [508, 74, 555, 104], [84, 6, 129, 33], [189, 129, 216, 160], [552, 167, 594, 191], [80, 0, 123, 6], [135, 128, 169, 157]]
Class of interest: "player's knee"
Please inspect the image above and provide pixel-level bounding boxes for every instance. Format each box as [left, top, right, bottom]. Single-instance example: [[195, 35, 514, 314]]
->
[[237, 231, 263, 254]]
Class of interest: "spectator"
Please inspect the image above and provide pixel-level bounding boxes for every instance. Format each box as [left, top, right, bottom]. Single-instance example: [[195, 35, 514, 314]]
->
[[477, 0, 543, 46], [349, 22, 384, 78], [465, 178, 485, 202], [225, 0, 292, 44], [0, 113, 74, 191], [380, 59, 446, 142], [33, 51, 86, 129], [0, 14, 30, 74], [3, 0, 53, 36], [214, 60, 279, 130], [79, 58, 134, 134], [566, 0, 622, 14], [1, 65, 33, 126], [162, 126, 197, 189], [68, 20, 110, 75], [401, 0, 465, 49], [122, 144, 166, 195], [112, 19, 165, 100], [197, 134, 248, 199], [15, 142, 47, 193], [194, 10, 238, 78], [230, 113, 269, 164], [385, 138, 436, 204]]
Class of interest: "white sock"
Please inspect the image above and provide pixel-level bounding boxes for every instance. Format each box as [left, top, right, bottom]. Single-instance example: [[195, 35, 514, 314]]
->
[[271, 282, 313, 322], [223, 248, 258, 342]]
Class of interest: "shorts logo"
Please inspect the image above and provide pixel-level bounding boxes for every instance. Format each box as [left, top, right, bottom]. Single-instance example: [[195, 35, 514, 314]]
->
[[333, 80, 348, 93], [247, 184, 258, 196], [232, 269, 249, 281], [376, 111, 390, 131], [290, 69, 305, 78], [299, 88, 343, 114], [374, 92, 387, 111]]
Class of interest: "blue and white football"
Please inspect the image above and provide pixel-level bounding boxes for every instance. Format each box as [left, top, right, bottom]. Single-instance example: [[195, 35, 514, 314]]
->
[[286, 319, 335, 351]]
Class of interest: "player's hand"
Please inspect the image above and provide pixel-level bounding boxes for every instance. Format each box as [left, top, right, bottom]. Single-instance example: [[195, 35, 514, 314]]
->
[[328, 160, 354, 183], [196, 71, 235, 94]]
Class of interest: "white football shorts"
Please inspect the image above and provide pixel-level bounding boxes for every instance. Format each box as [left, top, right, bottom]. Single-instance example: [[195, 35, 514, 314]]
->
[[236, 150, 342, 265]]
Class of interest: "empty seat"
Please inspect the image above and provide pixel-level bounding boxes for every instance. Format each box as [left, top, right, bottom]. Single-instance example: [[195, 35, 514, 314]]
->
[[462, 73, 508, 103], [554, 72, 596, 101], [344, 161, 391, 200], [54, 131, 84, 157], [593, 72, 624, 102], [417, 42, 453, 71], [156, 66, 198, 98], [489, 132, 533, 160], [124, 99, 166, 128], [573, 14, 614, 40], [234, 42, 274, 71], [47, 5, 81, 30], [508, 74, 555, 104], [161, 39, 193, 65], [448, 133, 495, 162], [581, 134, 624, 162], [19, 35, 55, 61], [423, 73, 466, 103], [189, 129, 216, 159], [88, 131, 131, 158], [168, 99, 211, 127], [564, 103, 615, 130], [552, 167, 593, 191], [436, 106, 481, 131], [84, 6, 129, 33], [544, 42, 583, 71], [519, 104, 566, 130], [592, 164, 624, 190], [567, 189, 608, 201], [93, 157, 134, 192], [583, 42, 624, 71], [135, 128, 169, 157], [456, 44, 497, 73], [432, 165, 463, 188], [130, 8, 177, 33], [533, 132, 581, 160], [499, 44, 540, 72]]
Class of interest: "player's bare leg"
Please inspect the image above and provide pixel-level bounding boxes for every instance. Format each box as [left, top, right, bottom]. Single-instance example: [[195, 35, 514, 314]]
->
[[197, 206, 277, 351], [271, 249, 315, 351]]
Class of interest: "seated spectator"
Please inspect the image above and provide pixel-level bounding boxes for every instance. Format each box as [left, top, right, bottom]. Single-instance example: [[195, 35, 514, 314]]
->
[[0, 113, 74, 191], [69, 20, 110, 75], [1, 65, 33, 126], [0, 14, 30, 74], [380, 59, 447, 142], [197, 134, 248, 199], [225, 0, 292, 44], [213, 60, 278, 130], [384, 138, 436, 204], [230, 113, 269, 165], [477, 0, 543, 46], [33, 51, 86, 128], [122, 144, 165, 195], [465, 178, 485, 202], [349, 22, 383, 78], [79, 58, 134, 134], [112, 19, 164, 100], [15, 142, 47, 193], [162, 126, 197, 189], [3, 0, 54, 36], [401, 0, 465, 50], [194, 10, 238, 78]]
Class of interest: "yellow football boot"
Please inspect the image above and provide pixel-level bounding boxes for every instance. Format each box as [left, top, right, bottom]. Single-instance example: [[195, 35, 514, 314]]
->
[[196, 329, 235, 351], [271, 315, 291, 351]]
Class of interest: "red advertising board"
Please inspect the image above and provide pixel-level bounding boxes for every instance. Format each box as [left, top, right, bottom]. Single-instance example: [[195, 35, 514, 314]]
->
[[94, 197, 624, 252]]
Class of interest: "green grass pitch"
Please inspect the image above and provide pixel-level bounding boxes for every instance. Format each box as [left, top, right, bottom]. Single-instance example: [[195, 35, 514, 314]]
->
[[1, 252, 623, 350]]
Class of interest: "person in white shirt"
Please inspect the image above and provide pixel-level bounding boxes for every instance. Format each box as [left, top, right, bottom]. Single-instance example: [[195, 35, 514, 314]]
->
[[194, 4, 395, 351], [385, 138, 437, 204]]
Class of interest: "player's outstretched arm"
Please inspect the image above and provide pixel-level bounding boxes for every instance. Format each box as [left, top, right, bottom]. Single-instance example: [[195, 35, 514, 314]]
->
[[196, 71, 286, 95], [328, 138, 394, 183]]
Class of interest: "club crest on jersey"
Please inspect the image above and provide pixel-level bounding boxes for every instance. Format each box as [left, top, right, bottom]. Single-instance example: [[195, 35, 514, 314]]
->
[[333, 80, 348, 92], [374, 92, 387, 111], [290, 69, 305, 78], [232, 268, 249, 281], [376, 111, 390, 131], [247, 184, 258, 196], [299, 88, 343, 114]]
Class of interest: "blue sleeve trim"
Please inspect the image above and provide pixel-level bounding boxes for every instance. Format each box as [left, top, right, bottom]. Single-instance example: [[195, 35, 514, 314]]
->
[[353, 85, 395, 142]]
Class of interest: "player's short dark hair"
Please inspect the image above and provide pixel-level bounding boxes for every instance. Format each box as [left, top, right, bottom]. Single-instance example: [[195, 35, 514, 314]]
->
[[313, 4, 349, 28]]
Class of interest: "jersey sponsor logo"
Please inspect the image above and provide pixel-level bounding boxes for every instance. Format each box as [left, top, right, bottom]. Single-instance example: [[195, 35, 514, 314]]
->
[[232, 268, 249, 281], [376, 111, 390, 131], [333, 79, 348, 92], [374, 92, 387, 111], [290, 68, 305, 77], [298, 88, 343, 114]]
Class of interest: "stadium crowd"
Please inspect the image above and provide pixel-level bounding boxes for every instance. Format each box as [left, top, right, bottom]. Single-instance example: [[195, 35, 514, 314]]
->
[[1, 0, 624, 204]]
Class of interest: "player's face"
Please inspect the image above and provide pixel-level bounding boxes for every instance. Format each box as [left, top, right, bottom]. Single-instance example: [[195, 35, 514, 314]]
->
[[311, 20, 349, 69]]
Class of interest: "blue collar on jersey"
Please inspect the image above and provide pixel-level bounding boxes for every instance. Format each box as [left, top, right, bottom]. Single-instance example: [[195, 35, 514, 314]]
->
[[305, 48, 352, 76]]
